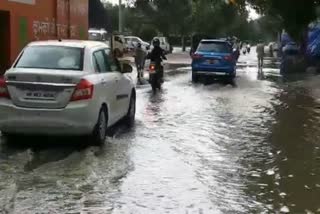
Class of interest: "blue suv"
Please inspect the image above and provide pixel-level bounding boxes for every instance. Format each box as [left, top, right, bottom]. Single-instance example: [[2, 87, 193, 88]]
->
[[191, 39, 236, 82]]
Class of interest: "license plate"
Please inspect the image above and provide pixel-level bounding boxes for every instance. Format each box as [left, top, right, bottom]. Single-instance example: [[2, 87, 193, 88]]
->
[[206, 59, 217, 64], [24, 91, 56, 100]]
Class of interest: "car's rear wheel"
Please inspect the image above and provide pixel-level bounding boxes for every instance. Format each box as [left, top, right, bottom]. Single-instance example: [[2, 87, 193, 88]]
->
[[192, 72, 199, 82], [124, 92, 136, 126], [91, 107, 108, 145], [2, 132, 18, 141], [227, 73, 236, 84]]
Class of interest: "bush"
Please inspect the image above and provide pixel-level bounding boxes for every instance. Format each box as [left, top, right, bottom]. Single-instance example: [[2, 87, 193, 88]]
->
[[138, 25, 157, 42]]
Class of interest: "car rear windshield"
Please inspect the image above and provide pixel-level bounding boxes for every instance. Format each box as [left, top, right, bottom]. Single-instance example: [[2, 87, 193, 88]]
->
[[89, 32, 103, 41], [15, 46, 84, 71], [197, 42, 231, 53]]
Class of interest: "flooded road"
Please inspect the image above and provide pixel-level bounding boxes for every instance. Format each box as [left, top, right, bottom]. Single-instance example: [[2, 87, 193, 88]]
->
[[1, 51, 320, 213]]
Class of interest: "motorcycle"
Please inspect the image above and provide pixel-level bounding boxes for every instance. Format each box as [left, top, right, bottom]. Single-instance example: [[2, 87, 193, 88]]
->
[[148, 62, 163, 92]]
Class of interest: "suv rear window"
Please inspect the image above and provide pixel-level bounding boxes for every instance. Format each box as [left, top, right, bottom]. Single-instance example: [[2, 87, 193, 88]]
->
[[15, 46, 84, 71], [197, 42, 231, 53]]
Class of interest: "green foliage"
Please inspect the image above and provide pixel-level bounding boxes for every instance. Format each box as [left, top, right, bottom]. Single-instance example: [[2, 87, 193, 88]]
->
[[139, 25, 158, 41], [103, 0, 285, 44], [135, 0, 192, 36], [244, 0, 320, 43]]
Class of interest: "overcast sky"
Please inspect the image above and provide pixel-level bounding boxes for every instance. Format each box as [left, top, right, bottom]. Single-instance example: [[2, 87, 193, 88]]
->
[[104, 0, 260, 20]]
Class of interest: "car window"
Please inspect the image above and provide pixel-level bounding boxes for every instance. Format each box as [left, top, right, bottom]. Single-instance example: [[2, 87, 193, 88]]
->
[[93, 50, 110, 73], [104, 49, 120, 72], [115, 36, 123, 44], [89, 32, 103, 41], [15, 46, 83, 70], [197, 42, 231, 53]]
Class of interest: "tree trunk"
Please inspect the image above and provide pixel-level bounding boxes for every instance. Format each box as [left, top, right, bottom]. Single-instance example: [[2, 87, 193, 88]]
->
[[181, 35, 186, 52], [300, 27, 308, 56], [300, 27, 309, 71]]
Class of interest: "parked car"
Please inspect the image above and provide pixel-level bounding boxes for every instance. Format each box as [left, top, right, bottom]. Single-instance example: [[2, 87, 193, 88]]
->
[[88, 28, 127, 57], [151, 37, 171, 54], [191, 39, 236, 82], [125, 36, 150, 52], [0, 40, 136, 144], [264, 42, 279, 54]]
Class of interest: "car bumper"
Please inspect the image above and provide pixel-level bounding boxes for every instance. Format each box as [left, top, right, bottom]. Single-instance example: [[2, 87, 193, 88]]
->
[[193, 71, 234, 76], [0, 100, 97, 136], [192, 67, 236, 77]]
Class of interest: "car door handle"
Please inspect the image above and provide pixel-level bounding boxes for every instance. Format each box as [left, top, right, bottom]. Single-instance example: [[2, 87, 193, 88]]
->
[[115, 78, 119, 82]]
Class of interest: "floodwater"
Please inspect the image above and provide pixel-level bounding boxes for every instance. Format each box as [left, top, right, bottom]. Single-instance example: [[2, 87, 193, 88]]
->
[[1, 50, 320, 214]]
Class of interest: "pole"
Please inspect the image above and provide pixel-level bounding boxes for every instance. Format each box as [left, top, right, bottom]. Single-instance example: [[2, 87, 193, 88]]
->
[[119, 0, 123, 33]]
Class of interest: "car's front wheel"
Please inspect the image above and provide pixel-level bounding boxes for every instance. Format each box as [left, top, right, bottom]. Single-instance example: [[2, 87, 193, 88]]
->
[[91, 107, 108, 145]]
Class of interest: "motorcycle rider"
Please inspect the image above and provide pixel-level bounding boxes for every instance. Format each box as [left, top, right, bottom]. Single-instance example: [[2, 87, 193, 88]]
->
[[147, 38, 167, 82]]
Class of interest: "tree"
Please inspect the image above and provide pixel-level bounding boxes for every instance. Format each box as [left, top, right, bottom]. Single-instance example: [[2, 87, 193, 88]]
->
[[89, 0, 112, 31], [135, 0, 192, 49], [192, 0, 250, 39], [242, 0, 320, 52]]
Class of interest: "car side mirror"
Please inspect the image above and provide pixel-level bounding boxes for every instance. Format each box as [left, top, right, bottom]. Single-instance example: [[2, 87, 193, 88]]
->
[[122, 63, 133, 73]]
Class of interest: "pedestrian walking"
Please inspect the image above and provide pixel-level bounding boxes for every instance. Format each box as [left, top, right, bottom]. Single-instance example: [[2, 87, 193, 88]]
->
[[256, 40, 265, 68], [134, 43, 147, 82]]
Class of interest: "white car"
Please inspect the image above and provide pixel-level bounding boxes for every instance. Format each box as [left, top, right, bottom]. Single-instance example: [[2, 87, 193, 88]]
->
[[125, 36, 150, 52], [0, 40, 136, 144], [152, 37, 171, 54]]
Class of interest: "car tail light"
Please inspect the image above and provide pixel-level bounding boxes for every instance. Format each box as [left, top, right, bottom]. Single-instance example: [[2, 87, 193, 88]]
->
[[192, 53, 203, 59], [224, 55, 233, 62], [0, 77, 10, 99], [70, 79, 94, 101]]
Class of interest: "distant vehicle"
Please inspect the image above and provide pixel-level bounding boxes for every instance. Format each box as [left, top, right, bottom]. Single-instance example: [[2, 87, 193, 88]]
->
[[88, 28, 127, 57], [151, 37, 172, 54], [125, 36, 150, 52], [191, 39, 236, 83], [0, 40, 136, 145], [271, 42, 279, 51], [264, 42, 279, 54]]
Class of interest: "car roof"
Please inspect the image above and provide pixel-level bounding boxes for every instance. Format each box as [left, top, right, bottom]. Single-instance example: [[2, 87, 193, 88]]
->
[[27, 40, 109, 49], [200, 39, 228, 43], [89, 29, 107, 33]]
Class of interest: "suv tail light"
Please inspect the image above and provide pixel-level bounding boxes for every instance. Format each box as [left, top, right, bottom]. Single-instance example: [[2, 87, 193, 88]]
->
[[0, 77, 10, 99], [224, 55, 233, 62], [192, 53, 203, 59], [70, 79, 94, 101]]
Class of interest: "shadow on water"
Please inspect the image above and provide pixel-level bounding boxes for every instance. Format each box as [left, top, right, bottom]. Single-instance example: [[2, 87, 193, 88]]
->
[[195, 77, 237, 88], [244, 83, 320, 212], [0, 136, 93, 171], [0, 121, 135, 213], [0, 117, 135, 172]]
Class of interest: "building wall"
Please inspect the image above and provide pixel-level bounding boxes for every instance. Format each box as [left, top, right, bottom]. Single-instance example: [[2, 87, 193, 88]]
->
[[0, 0, 88, 64]]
